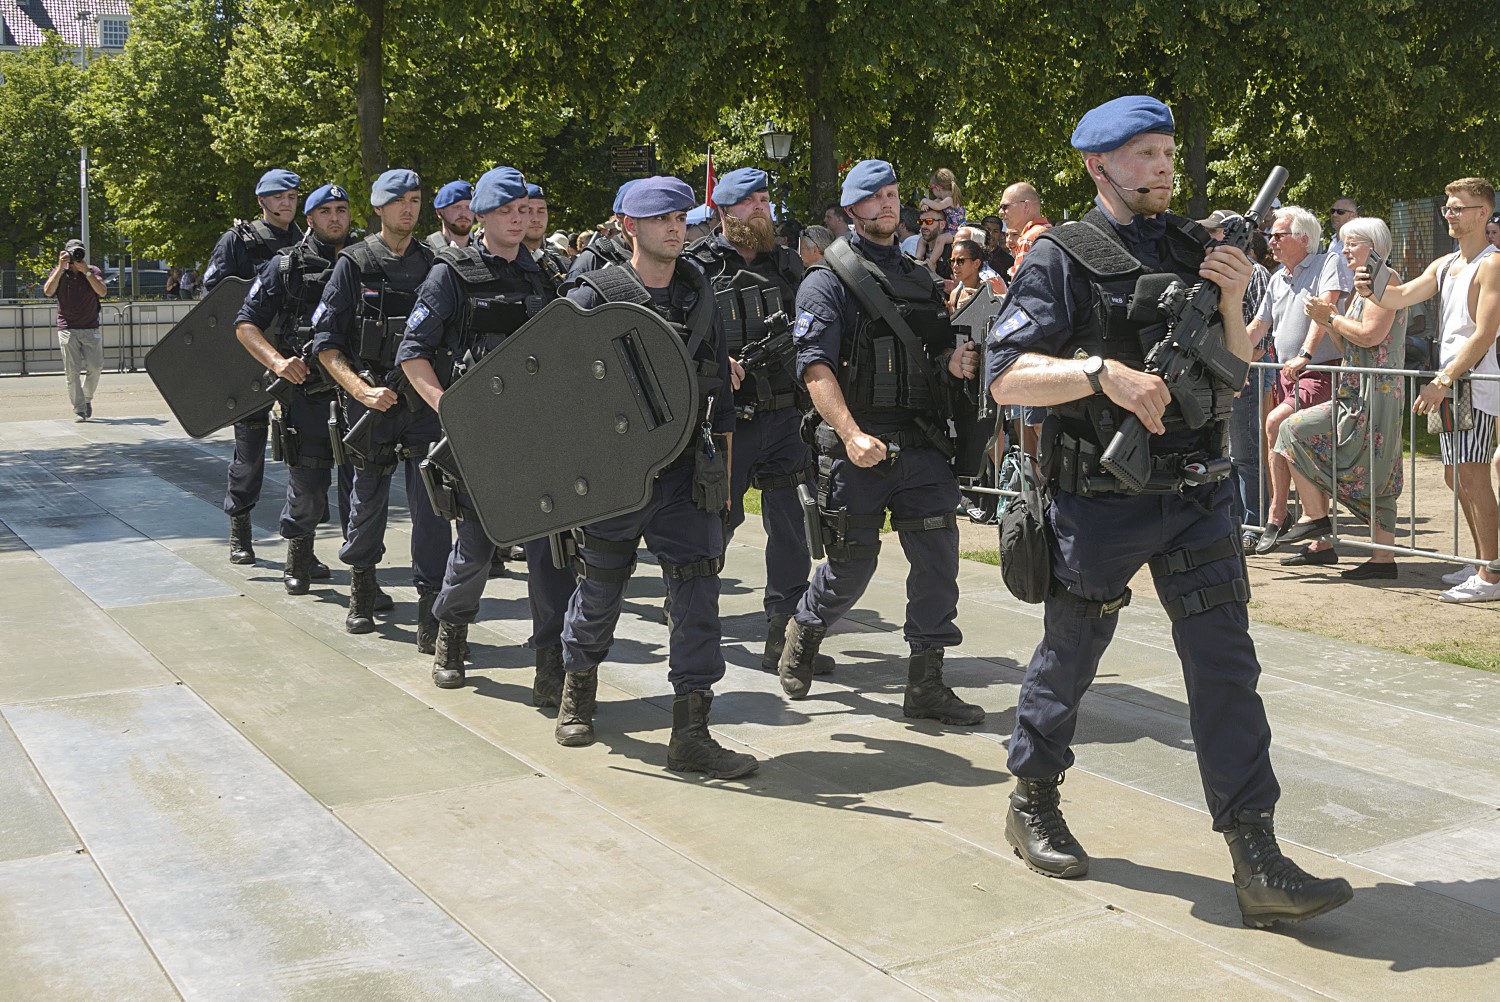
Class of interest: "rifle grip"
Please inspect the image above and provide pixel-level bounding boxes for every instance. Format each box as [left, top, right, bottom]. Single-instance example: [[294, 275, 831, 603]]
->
[[1099, 414, 1152, 492]]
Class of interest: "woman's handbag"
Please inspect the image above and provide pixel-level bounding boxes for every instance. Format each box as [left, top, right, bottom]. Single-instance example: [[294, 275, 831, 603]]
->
[[1427, 377, 1475, 434]]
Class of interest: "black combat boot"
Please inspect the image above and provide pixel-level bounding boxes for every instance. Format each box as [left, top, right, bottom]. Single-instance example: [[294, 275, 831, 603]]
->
[[777, 619, 827, 699], [283, 534, 314, 595], [667, 691, 759, 779], [309, 547, 331, 580], [345, 567, 378, 634], [228, 513, 255, 565], [372, 584, 394, 612], [432, 621, 468, 688], [555, 667, 598, 747], [489, 551, 508, 578], [532, 644, 565, 708], [903, 648, 985, 726], [1224, 808, 1353, 928], [415, 589, 438, 655], [1005, 774, 1089, 878], [762, 614, 834, 675]]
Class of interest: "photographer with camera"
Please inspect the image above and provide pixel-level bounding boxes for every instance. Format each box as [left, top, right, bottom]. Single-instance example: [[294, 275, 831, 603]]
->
[[43, 239, 108, 422]]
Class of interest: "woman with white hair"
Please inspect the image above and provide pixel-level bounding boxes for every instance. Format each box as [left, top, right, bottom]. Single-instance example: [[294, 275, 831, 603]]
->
[[1274, 216, 1408, 578]]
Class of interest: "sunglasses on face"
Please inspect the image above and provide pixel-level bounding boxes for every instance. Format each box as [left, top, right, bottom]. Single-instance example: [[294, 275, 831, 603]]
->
[[1330, 208, 1354, 216], [920, 217, 941, 225], [950, 256, 975, 265], [1268, 232, 1299, 241]]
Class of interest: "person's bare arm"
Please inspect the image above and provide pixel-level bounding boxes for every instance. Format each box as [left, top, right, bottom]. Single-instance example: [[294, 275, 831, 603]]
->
[[804, 362, 886, 466], [83, 266, 107, 298], [42, 253, 67, 297], [318, 348, 397, 411], [400, 357, 444, 412], [236, 322, 307, 382], [990, 354, 1173, 436], [1358, 255, 1441, 310], [1305, 297, 1395, 349]]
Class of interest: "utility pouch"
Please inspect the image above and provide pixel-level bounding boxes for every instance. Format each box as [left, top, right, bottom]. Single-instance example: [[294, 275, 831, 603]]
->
[[998, 446, 1056, 605], [269, 414, 285, 463], [692, 432, 730, 512]]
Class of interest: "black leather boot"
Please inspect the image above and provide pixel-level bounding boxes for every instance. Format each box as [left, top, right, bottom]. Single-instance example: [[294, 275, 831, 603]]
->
[[345, 567, 378, 634], [777, 619, 827, 699], [415, 589, 438, 655], [903, 648, 985, 726], [532, 644, 565, 708], [555, 667, 598, 747], [667, 690, 758, 779], [283, 535, 313, 595], [309, 547, 331, 580], [372, 585, 394, 612], [228, 513, 255, 565], [762, 614, 834, 675], [1224, 808, 1353, 928], [432, 621, 468, 688], [1005, 774, 1089, 878]]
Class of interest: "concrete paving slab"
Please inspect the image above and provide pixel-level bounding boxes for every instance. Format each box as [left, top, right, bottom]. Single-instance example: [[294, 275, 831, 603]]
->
[[0, 553, 177, 704], [340, 775, 927, 1001], [0, 518, 27, 559], [0, 854, 178, 1001], [0, 459, 104, 520], [67, 474, 231, 550], [1348, 815, 1500, 915], [109, 597, 533, 808], [4, 685, 540, 1001], [0, 718, 78, 863]]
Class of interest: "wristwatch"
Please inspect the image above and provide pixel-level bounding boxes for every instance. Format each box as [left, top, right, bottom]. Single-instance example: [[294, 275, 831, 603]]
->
[[1082, 355, 1105, 395], [1435, 371, 1455, 389], [1296, 349, 1314, 360]]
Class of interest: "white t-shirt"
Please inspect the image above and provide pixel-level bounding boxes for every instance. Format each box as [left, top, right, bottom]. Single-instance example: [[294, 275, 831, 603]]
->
[[1438, 244, 1500, 415]]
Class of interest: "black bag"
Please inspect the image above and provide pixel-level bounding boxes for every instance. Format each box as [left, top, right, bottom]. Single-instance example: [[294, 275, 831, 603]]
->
[[998, 449, 1055, 604], [692, 436, 730, 512]]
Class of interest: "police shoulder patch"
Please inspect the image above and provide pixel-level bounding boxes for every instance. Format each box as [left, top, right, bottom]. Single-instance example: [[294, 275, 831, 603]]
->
[[310, 302, 328, 326], [407, 302, 430, 329], [247, 276, 263, 299], [992, 307, 1035, 340], [793, 310, 815, 339], [202, 263, 218, 283]]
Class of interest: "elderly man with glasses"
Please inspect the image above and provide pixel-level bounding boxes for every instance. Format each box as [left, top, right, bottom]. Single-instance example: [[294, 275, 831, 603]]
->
[[999, 182, 1051, 278]]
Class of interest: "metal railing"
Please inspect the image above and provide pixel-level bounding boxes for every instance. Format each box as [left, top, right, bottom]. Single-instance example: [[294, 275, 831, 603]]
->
[[0, 298, 194, 376]]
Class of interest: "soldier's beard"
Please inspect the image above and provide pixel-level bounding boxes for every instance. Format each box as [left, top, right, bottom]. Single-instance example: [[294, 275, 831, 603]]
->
[[724, 214, 775, 254]]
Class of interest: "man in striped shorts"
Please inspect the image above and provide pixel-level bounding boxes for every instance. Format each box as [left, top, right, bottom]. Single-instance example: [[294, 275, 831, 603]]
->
[[1361, 177, 1500, 602]]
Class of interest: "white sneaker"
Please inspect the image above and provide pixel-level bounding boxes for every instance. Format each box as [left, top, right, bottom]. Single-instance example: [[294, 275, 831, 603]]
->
[[1442, 567, 1476, 586], [1440, 574, 1500, 603]]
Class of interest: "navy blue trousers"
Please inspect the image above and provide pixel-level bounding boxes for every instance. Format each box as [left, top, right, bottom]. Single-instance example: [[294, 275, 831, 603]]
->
[[277, 391, 353, 539], [562, 465, 725, 695], [222, 408, 271, 516], [1008, 484, 1281, 829], [726, 406, 814, 618], [336, 400, 450, 592], [431, 502, 577, 649], [793, 445, 963, 649]]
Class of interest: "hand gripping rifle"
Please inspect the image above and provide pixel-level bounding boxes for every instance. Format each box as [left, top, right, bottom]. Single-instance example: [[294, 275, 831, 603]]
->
[[341, 366, 421, 469], [1097, 165, 1287, 492], [736, 311, 794, 374]]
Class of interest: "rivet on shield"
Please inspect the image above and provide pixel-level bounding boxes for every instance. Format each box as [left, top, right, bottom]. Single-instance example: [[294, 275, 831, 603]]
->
[[591, 360, 607, 379], [250, 379, 262, 393], [574, 478, 589, 496], [183, 333, 194, 346], [490, 375, 505, 395], [539, 495, 554, 513], [614, 414, 629, 434], [525, 356, 539, 374], [206, 315, 216, 327], [226, 398, 236, 409]]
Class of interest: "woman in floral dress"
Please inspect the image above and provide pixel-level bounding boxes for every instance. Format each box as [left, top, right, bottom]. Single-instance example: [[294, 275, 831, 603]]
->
[[1275, 217, 1408, 579]]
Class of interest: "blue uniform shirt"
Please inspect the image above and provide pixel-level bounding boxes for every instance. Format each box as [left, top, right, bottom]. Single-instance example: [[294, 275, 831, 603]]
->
[[203, 220, 299, 292], [566, 263, 736, 435], [395, 241, 547, 365], [309, 236, 431, 361], [235, 236, 344, 334]]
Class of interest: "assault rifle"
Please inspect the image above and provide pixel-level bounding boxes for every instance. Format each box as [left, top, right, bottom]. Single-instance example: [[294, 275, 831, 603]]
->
[[736, 311, 794, 374], [1097, 165, 1287, 492], [341, 366, 421, 469]]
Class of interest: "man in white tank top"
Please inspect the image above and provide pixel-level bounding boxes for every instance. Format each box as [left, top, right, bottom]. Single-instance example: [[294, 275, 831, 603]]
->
[[1361, 177, 1500, 601]]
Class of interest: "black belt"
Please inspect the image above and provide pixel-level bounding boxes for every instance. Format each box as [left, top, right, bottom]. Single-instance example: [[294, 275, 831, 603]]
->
[[812, 422, 934, 457], [1050, 431, 1226, 497]]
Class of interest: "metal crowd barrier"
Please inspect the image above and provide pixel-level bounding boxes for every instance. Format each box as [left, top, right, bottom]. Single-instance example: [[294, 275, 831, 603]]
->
[[0, 298, 195, 376]]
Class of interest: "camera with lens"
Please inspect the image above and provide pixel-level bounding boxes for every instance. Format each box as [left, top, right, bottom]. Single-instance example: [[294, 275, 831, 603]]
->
[[68, 246, 85, 262]]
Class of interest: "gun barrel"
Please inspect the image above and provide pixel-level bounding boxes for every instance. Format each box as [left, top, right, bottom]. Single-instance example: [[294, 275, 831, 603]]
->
[[1247, 166, 1289, 227]]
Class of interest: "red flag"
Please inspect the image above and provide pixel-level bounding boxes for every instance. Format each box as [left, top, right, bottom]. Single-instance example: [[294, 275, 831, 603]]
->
[[705, 146, 716, 208]]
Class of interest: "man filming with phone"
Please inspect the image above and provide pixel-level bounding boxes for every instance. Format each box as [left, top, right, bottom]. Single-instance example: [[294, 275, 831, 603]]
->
[[43, 239, 108, 422]]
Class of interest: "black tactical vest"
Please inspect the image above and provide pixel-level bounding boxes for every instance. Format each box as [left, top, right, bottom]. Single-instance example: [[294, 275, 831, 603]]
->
[[235, 218, 301, 270], [433, 243, 551, 387], [577, 263, 722, 406], [816, 241, 953, 425], [1040, 209, 1212, 451], [690, 238, 804, 410], [342, 234, 435, 371], [274, 238, 340, 351]]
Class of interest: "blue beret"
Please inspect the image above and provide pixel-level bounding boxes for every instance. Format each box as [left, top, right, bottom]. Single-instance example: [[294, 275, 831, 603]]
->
[[619, 176, 697, 218], [433, 180, 473, 210], [1071, 95, 1175, 153], [686, 203, 713, 226], [303, 184, 348, 214], [526, 183, 545, 200], [612, 179, 642, 215], [471, 167, 528, 214], [711, 167, 767, 209], [255, 169, 300, 197], [371, 169, 421, 207], [840, 160, 897, 207]]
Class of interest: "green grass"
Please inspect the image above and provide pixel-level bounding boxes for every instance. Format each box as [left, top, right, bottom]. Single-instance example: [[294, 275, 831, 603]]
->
[[743, 487, 762, 516], [1403, 640, 1500, 675], [960, 549, 1000, 566]]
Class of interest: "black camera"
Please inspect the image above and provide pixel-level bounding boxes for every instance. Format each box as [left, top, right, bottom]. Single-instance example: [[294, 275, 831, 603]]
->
[[68, 246, 85, 262]]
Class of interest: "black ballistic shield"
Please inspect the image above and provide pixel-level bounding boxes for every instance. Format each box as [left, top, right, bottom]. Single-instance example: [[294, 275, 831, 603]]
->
[[144, 277, 271, 437], [439, 298, 699, 547]]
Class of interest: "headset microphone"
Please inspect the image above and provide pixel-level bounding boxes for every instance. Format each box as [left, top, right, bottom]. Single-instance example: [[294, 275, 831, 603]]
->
[[1098, 166, 1151, 195]]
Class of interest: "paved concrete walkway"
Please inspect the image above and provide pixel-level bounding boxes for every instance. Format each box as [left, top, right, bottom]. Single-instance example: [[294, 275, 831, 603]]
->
[[2, 399, 1499, 999]]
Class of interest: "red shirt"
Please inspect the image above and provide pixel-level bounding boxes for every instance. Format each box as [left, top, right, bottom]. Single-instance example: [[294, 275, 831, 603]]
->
[[55, 267, 104, 329]]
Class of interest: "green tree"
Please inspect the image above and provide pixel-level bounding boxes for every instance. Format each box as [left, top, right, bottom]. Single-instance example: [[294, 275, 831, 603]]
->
[[85, 0, 243, 265], [0, 36, 87, 281]]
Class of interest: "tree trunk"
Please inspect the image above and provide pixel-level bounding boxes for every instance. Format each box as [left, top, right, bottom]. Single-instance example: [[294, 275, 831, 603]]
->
[[355, 0, 386, 189], [803, 59, 837, 217], [1182, 97, 1208, 219]]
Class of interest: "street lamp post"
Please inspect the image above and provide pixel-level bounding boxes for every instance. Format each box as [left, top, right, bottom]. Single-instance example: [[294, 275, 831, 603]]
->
[[76, 10, 95, 261], [758, 121, 792, 215]]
